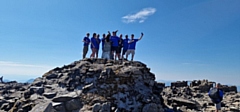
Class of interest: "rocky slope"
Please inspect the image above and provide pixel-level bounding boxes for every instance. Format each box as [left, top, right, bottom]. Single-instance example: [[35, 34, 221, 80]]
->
[[0, 59, 165, 112], [0, 59, 239, 112], [161, 80, 240, 112]]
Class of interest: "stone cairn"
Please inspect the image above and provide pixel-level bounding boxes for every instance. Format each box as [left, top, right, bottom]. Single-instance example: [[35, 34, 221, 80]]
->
[[0, 59, 165, 112], [0, 59, 239, 112]]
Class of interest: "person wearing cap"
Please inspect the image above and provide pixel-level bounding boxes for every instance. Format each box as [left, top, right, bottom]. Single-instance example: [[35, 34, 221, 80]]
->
[[126, 32, 144, 61], [82, 33, 90, 59], [121, 34, 129, 60], [110, 30, 120, 60]]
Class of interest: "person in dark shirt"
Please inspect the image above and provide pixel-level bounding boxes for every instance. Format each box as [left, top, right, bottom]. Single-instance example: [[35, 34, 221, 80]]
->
[[82, 33, 90, 59], [96, 34, 101, 58], [101, 34, 106, 58], [101, 34, 106, 51], [117, 34, 123, 60], [126, 32, 144, 61], [122, 35, 129, 60], [209, 83, 224, 112]]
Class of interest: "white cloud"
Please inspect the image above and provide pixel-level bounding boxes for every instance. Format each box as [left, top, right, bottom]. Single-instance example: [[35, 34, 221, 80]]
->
[[122, 7, 156, 23], [0, 61, 54, 76]]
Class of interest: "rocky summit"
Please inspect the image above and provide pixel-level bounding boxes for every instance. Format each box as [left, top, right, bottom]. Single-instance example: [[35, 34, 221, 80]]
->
[[0, 59, 239, 112]]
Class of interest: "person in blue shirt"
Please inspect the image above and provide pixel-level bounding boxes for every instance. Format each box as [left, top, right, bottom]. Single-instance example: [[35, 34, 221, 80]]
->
[[209, 83, 224, 112], [121, 35, 129, 60], [110, 30, 120, 60], [90, 33, 101, 58], [126, 32, 144, 61], [82, 33, 90, 59]]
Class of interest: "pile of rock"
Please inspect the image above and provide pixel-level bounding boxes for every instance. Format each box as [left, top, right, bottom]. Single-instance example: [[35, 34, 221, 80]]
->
[[161, 80, 240, 111], [0, 59, 166, 112], [0, 59, 239, 112]]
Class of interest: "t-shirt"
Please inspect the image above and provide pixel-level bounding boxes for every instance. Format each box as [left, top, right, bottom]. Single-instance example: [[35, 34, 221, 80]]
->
[[103, 41, 112, 52], [110, 36, 120, 47], [91, 37, 101, 49], [123, 39, 129, 50], [83, 37, 90, 46], [119, 38, 123, 48], [101, 38, 105, 49], [128, 39, 139, 50]]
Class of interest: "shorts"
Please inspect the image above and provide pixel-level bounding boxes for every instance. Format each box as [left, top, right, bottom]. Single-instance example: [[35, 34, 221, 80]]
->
[[215, 102, 221, 110], [126, 49, 135, 56], [111, 46, 119, 53], [102, 51, 111, 59], [122, 49, 128, 55], [116, 47, 122, 54]]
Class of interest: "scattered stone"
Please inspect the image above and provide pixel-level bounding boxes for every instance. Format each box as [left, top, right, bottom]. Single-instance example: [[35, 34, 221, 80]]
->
[[0, 59, 239, 112]]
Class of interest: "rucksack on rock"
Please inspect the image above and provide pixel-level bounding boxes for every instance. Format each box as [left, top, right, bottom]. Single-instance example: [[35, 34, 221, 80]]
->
[[208, 87, 220, 101]]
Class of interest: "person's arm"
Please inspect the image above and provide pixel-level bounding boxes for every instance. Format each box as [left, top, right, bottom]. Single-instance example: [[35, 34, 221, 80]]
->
[[219, 90, 224, 101], [91, 39, 95, 48], [82, 37, 86, 42], [108, 31, 111, 36], [138, 32, 144, 40], [128, 39, 134, 44]]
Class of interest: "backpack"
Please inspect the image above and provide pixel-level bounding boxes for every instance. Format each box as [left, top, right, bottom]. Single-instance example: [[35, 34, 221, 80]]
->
[[208, 87, 220, 103]]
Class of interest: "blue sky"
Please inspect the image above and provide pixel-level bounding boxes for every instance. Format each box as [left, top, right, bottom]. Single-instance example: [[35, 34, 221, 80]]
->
[[0, 0, 240, 86]]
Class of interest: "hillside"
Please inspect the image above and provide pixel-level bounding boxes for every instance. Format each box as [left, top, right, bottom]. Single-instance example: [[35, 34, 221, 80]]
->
[[0, 58, 239, 112]]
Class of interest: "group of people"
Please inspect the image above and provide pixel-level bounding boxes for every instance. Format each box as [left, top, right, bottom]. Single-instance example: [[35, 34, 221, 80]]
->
[[82, 30, 144, 61]]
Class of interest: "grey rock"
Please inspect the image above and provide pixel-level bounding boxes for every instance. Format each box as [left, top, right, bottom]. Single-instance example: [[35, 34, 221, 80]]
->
[[52, 91, 80, 102], [92, 103, 102, 112], [142, 103, 162, 112], [100, 102, 111, 112], [65, 98, 82, 111], [30, 102, 55, 112], [30, 86, 44, 95], [43, 92, 57, 99]]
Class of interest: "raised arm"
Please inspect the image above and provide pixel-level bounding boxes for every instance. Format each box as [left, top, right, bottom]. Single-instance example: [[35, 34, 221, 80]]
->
[[108, 31, 111, 36], [138, 32, 144, 40]]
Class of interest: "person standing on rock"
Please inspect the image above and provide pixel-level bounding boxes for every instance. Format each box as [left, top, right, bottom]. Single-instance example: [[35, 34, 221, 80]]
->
[[126, 32, 144, 61], [90, 33, 101, 58], [117, 34, 123, 60], [110, 30, 120, 60], [101, 33, 106, 58], [102, 34, 112, 59], [96, 34, 101, 58], [122, 34, 129, 60], [208, 83, 224, 112], [82, 33, 90, 59]]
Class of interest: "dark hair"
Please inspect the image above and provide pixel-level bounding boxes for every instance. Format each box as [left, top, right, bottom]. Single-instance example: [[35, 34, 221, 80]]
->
[[93, 33, 96, 37], [131, 34, 134, 36], [106, 34, 110, 42]]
